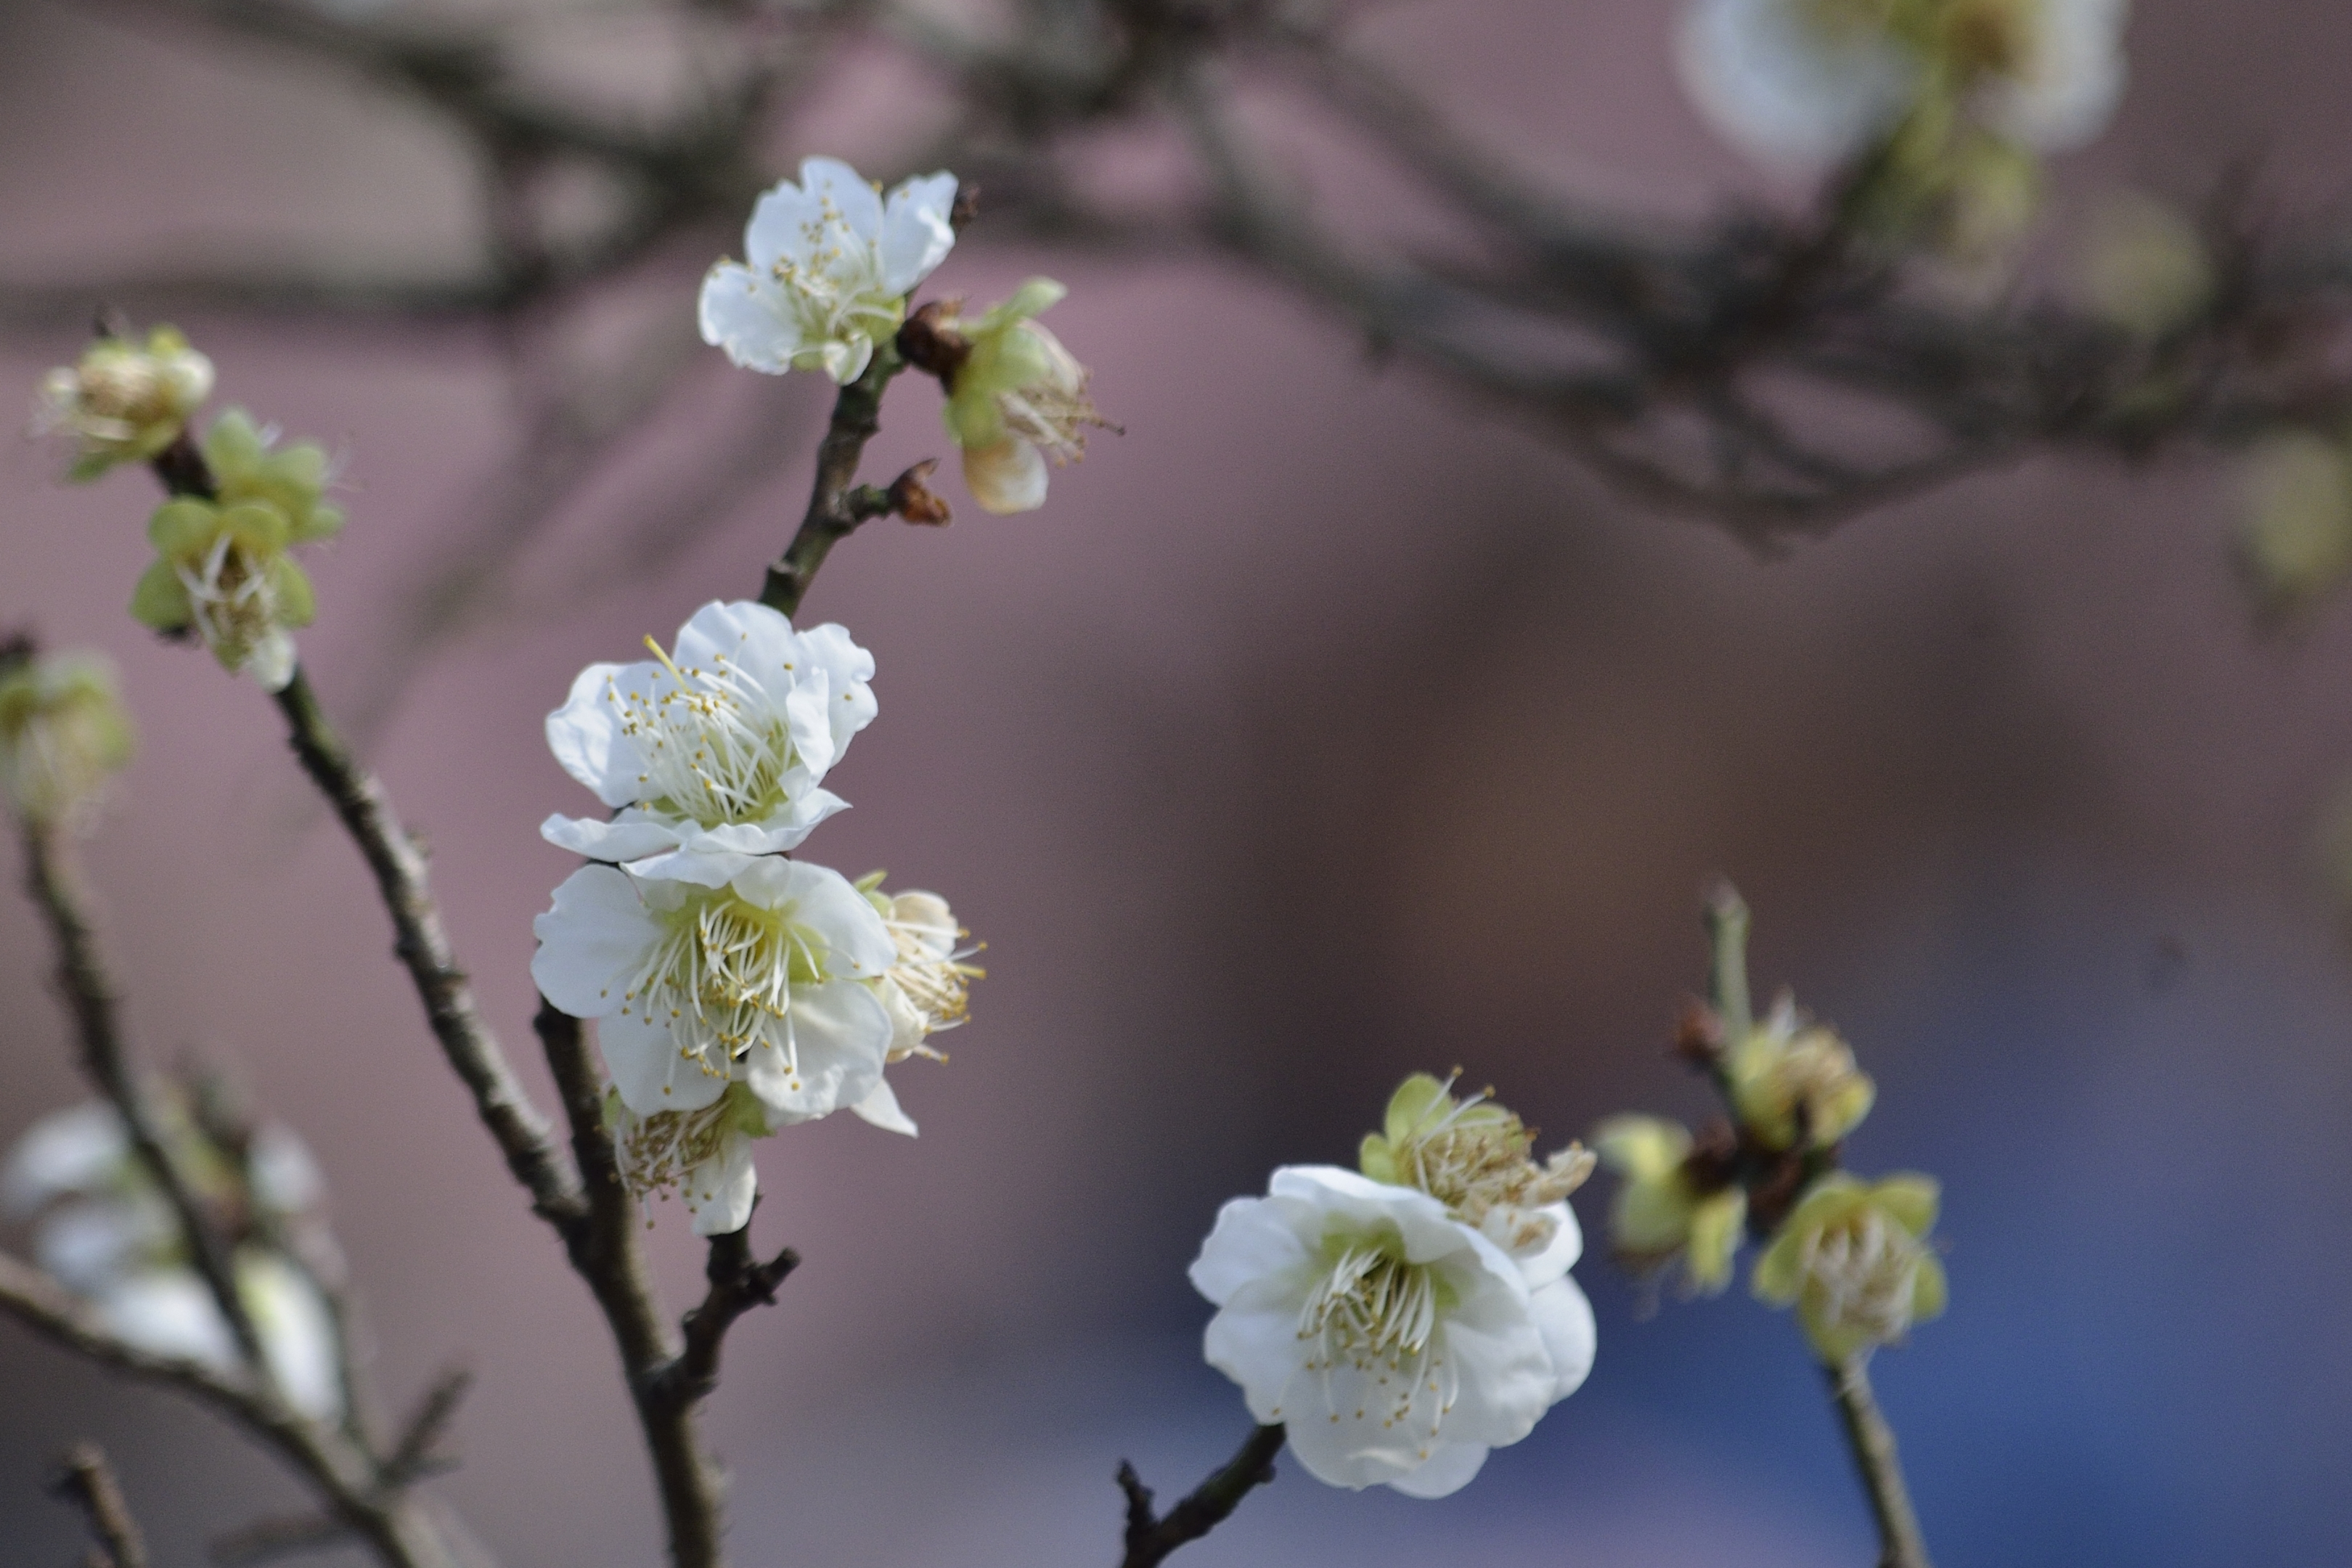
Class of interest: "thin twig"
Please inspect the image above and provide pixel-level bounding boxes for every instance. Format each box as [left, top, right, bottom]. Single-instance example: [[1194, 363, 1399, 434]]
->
[[760, 344, 907, 617], [1114, 1424, 1286, 1568], [650, 1227, 800, 1412], [1826, 1357, 1935, 1568], [385, 1366, 475, 1484], [18, 822, 269, 1373], [271, 670, 587, 1230], [53, 1444, 148, 1568]]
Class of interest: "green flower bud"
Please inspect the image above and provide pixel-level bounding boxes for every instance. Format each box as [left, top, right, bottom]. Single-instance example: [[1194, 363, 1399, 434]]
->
[[1726, 998, 1875, 1151], [36, 327, 214, 481], [0, 645, 136, 830], [200, 409, 344, 544], [1592, 1114, 1746, 1295], [1752, 1172, 1947, 1363]]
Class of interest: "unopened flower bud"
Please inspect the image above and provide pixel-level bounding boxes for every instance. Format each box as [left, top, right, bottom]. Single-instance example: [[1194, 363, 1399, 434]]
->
[[931, 278, 1115, 515], [35, 327, 214, 480], [1752, 1172, 1946, 1363], [128, 411, 343, 691], [2237, 433, 2352, 623], [1593, 1114, 1746, 1294], [1726, 995, 1874, 1151], [0, 642, 135, 830], [886, 459, 955, 526]]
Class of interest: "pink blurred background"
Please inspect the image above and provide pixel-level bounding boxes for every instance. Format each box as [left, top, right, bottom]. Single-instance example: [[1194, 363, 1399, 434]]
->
[[5, 1, 2352, 1564]]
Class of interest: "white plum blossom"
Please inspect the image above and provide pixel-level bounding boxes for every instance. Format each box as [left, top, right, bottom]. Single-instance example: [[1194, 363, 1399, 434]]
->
[[531, 856, 897, 1127], [608, 1085, 767, 1236], [1189, 1166, 1592, 1498], [844, 880, 985, 1137], [4, 1101, 342, 1421], [541, 600, 876, 876], [698, 157, 958, 385], [1678, 0, 2129, 167]]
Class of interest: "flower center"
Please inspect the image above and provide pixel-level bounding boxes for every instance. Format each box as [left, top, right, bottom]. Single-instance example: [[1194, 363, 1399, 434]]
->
[[883, 911, 982, 1053], [769, 201, 903, 346], [179, 533, 280, 669], [613, 1096, 738, 1204], [1800, 1208, 1927, 1344], [612, 640, 794, 828], [617, 890, 830, 1087], [1294, 1241, 1460, 1444]]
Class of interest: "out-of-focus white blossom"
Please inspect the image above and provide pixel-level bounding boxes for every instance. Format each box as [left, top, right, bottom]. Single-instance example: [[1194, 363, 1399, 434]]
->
[[1679, 0, 2129, 167], [1189, 1166, 1591, 1498], [4, 1100, 343, 1420], [698, 158, 957, 385], [541, 600, 874, 875], [531, 856, 896, 1126]]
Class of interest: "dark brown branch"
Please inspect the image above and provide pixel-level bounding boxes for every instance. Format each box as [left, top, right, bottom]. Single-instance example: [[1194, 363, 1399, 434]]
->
[[650, 1227, 800, 1413], [270, 670, 585, 1232], [1827, 1358, 1935, 1568], [760, 345, 909, 618], [533, 1001, 727, 1568], [53, 1444, 148, 1568], [1114, 1424, 1286, 1568], [18, 822, 267, 1373]]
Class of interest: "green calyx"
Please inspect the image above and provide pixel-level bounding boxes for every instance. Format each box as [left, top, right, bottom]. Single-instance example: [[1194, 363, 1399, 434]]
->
[[1592, 1114, 1746, 1294], [942, 277, 1069, 451], [128, 411, 339, 645]]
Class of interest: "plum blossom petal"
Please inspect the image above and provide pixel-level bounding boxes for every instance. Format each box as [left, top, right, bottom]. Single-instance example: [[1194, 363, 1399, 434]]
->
[[702, 158, 958, 385], [1191, 1164, 1581, 1497]]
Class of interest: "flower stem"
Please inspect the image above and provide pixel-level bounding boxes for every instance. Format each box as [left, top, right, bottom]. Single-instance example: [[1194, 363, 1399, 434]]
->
[[1114, 1424, 1286, 1568], [1704, 878, 1753, 1045], [1826, 1357, 1935, 1568], [760, 344, 905, 618]]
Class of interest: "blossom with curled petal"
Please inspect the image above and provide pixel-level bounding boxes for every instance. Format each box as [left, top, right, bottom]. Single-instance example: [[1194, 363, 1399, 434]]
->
[[542, 600, 875, 875], [698, 157, 957, 385], [531, 855, 896, 1126], [841, 877, 986, 1136], [608, 1084, 769, 1236], [35, 326, 214, 480], [929, 279, 1112, 514], [0, 645, 134, 830], [1189, 1166, 1592, 1499], [1679, 0, 2128, 168], [1752, 1172, 1947, 1362]]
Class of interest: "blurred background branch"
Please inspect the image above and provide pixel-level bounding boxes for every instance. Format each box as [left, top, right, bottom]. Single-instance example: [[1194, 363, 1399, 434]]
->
[[9, 0, 2350, 739]]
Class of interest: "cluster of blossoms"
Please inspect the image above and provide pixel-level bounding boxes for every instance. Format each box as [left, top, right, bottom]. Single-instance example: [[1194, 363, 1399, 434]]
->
[[1681, 0, 2130, 250], [36, 331, 344, 692], [3, 1100, 343, 1421], [1191, 1075, 1596, 1498], [0, 641, 136, 832], [698, 158, 1108, 515], [531, 600, 979, 1233], [1595, 981, 1946, 1364]]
